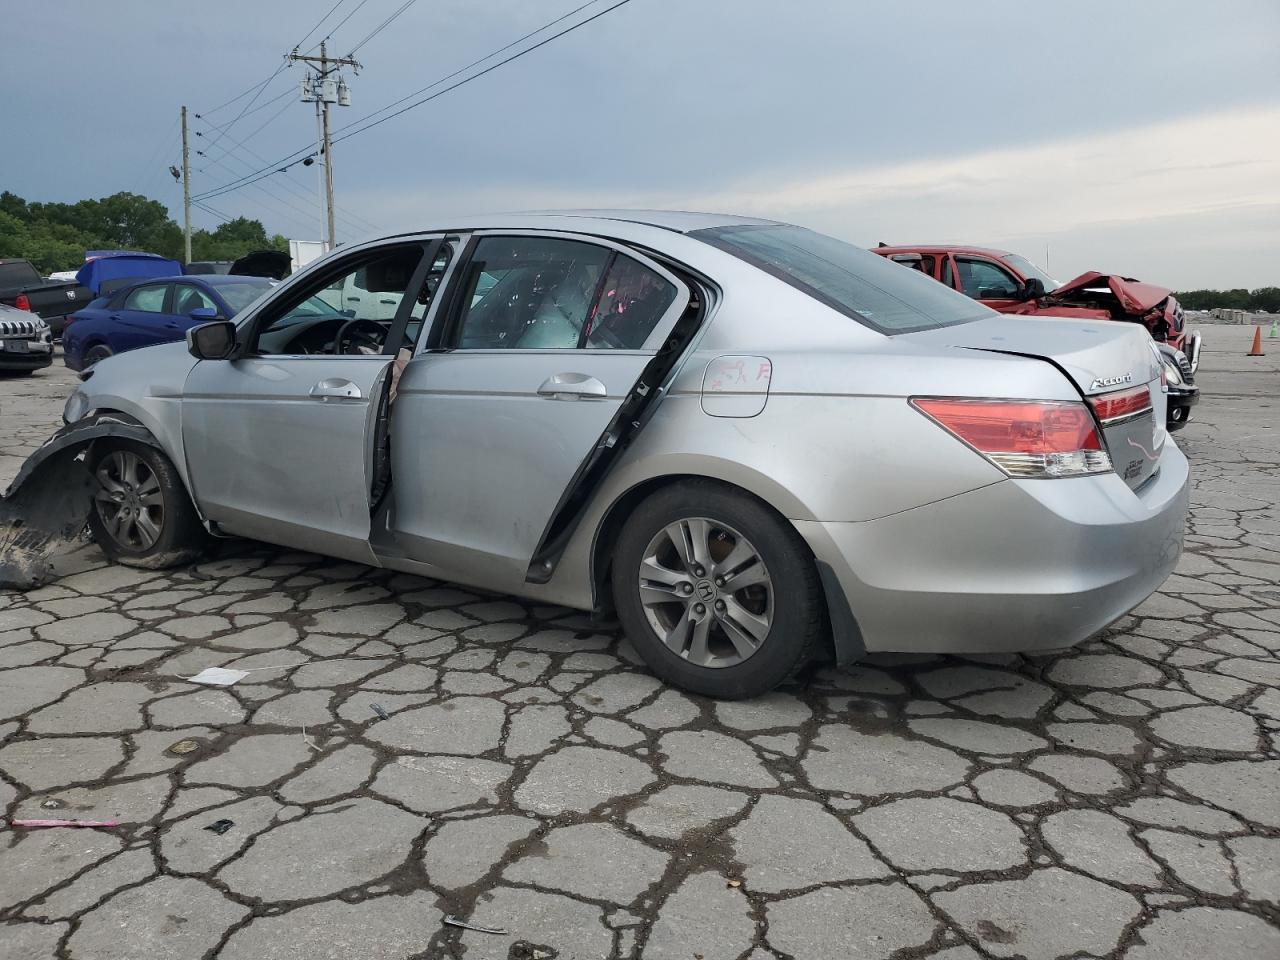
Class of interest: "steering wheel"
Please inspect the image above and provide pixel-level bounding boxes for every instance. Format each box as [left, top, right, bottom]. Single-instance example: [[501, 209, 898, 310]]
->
[[333, 317, 386, 355]]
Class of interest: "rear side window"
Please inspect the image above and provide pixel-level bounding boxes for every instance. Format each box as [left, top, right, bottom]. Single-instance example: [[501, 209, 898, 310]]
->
[[123, 284, 169, 312], [693, 225, 989, 334]]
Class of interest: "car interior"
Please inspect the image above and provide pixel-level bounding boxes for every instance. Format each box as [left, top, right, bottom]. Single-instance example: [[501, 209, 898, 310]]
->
[[252, 246, 442, 356]]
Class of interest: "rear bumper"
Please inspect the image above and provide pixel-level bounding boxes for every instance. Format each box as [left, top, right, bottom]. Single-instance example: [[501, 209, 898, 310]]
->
[[799, 442, 1189, 654]]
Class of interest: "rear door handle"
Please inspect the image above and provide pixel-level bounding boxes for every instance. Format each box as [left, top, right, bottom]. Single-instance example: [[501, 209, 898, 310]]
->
[[309, 378, 362, 401], [537, 372, 607, 400]]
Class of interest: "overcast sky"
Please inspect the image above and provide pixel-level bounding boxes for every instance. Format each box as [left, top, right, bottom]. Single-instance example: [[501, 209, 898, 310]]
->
[[5, 0, 1277, 288]]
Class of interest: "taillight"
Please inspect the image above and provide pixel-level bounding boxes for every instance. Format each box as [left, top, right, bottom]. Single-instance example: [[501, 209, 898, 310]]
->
[[1088, 385, 1152, 425], [911, 398, 1112, 478], [14, 293, 31, 311]]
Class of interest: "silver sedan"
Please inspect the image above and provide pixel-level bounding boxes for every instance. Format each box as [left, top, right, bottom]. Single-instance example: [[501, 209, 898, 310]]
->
[[50, 212, 1188, 698]]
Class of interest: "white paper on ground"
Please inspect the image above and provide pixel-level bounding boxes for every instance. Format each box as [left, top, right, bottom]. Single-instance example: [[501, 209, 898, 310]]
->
[[183, 667, 251, 687]]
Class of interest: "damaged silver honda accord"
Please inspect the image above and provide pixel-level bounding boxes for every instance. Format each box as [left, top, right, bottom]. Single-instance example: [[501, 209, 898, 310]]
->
[[7, 212, 1189, 698]]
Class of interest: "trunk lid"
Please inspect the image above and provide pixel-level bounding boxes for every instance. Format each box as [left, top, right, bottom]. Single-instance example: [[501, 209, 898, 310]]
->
[[907, 314, 1166, 490]]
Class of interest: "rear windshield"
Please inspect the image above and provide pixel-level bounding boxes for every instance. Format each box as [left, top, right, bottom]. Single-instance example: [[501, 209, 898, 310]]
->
[[0, 261, 42, 287], [692, 224, 990, 334]]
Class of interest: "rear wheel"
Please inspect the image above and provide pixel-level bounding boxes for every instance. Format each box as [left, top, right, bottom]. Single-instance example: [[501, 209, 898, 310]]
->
[[611, 481, 824, 698], [87, 441, 207, 568], [84, 344, 113, 367]]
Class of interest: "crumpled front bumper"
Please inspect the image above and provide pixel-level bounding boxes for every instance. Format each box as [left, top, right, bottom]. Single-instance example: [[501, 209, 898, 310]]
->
[[0, 417, 160, 588]]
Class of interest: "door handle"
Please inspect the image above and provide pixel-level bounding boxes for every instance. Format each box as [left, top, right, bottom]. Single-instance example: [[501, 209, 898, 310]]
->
[[537, 372, 607, 400], [309, 378, 362, 401]]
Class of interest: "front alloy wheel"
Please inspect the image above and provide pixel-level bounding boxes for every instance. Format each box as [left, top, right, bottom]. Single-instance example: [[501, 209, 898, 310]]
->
[[638, 518, 773, 668], [94, 450, 164, 550], [87, 440, 207, 569]]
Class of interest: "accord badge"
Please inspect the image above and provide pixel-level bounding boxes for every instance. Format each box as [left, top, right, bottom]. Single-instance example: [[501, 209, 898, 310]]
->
[[1090, 373, 1132, 390]]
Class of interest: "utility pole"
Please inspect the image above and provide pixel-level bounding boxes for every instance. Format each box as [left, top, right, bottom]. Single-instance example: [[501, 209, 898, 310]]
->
[[289, 42, 358, 251], [181, 105, 192, 264]]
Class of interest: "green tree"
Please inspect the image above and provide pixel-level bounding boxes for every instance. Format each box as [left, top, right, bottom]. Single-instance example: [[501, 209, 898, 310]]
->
[[191, 217, 287, 262], [0, 190, 279, 272]]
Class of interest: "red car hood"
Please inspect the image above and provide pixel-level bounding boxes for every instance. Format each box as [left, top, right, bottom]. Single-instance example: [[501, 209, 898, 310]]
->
[[1049, 271, 1171, 314]]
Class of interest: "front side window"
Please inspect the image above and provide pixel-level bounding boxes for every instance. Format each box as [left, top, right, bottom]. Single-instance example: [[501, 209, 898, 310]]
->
[[1002, 254, 1059, 291], [956, 258, 1021, 299], [252, 245, 428, 356], [694, 225, 987, 334], [453, 237, 612, 349], [123, 284, 168, 313]]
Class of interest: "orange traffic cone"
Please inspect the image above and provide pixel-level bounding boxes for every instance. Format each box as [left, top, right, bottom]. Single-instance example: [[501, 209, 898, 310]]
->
[[1248, 326, 1265, 356]]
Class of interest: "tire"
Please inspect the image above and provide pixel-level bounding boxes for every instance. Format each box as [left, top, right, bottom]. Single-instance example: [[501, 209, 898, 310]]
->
[[611, 480, 825, 699], [84, 344, 113, 367], [87, 440, 208, 569]]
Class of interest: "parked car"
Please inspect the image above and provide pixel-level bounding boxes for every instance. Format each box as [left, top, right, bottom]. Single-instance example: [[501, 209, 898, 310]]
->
[[76, 252, 184, 299], [35, 212, 1188, 698], [873, 245, 1201, 429], [62, 275, 275, 371], [0, 302, 54, 374], [185, 261, 235, 276], [0, 258, 92, 338]]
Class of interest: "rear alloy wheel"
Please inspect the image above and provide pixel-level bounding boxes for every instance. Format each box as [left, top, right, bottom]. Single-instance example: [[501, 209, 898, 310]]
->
[[638, 518, 773, 669], [612, 481, 824, 698], [84, 344, 113, 367], [88, 441, 207, 568]]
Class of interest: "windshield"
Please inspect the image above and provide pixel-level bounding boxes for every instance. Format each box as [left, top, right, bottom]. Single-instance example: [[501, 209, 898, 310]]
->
[[1002, 254, 1059, 291], [215, 280, 275, 315], [692, 225, 990, 333]]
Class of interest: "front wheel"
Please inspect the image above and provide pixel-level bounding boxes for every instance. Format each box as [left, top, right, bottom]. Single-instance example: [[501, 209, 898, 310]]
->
[[611, 481, 825, 699], [87, 441, 207, 568]]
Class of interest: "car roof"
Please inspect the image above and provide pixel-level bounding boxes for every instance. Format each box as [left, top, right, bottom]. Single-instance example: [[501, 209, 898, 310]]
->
[[512, 210, 781, 233], [197, 274, 274, 285], [366, 210, 783, 245], [875, 244, 1015, 259]]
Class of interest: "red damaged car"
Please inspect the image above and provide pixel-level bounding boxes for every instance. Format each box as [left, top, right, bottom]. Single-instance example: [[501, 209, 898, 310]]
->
[[873, 244, 1202, 428]]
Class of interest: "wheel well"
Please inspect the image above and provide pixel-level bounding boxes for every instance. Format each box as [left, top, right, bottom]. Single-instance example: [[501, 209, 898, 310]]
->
[[589, 474, 852, 663]]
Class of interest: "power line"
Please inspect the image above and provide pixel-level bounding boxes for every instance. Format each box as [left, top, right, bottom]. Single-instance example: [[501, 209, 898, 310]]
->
[[348, 0, 418, 55], [195, 115, 382, 234], [332, 0, 599, 141], [331, 0, 633, 147], [295, 0, 348, 51], [202, 61, 289, 157], [192, 199, 233, 224], [322, 0, 375, 45], [192, 0, 633, 203]]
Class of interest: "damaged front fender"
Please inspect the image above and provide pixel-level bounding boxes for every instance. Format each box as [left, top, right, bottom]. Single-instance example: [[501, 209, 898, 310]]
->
[[0, 417, 162, 589]]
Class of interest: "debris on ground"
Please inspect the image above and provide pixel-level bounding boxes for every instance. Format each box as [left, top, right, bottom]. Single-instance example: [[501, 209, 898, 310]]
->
[[203, 819, 234, 835], [166, 738, 202, 756], [509, 942, 555, 960], [443, 915, 507, 935], [371, 703, 390, 721], [40, 799, 63, 810], [181, 667, 250, 687], [9, 819, 120, 828]]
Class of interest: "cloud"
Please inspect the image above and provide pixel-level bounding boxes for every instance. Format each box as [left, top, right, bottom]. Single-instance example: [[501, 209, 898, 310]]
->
[[349, 102, 1279, 288]]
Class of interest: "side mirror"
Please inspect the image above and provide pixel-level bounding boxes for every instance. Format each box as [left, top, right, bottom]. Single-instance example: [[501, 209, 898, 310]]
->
[[1020, 278, 1046, 301], [187, 320, 237, 360], [189, 306, 223, 321]]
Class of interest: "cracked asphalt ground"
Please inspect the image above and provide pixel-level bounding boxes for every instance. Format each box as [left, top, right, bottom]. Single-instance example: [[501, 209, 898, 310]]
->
[[1, 325, 1278, 960]]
